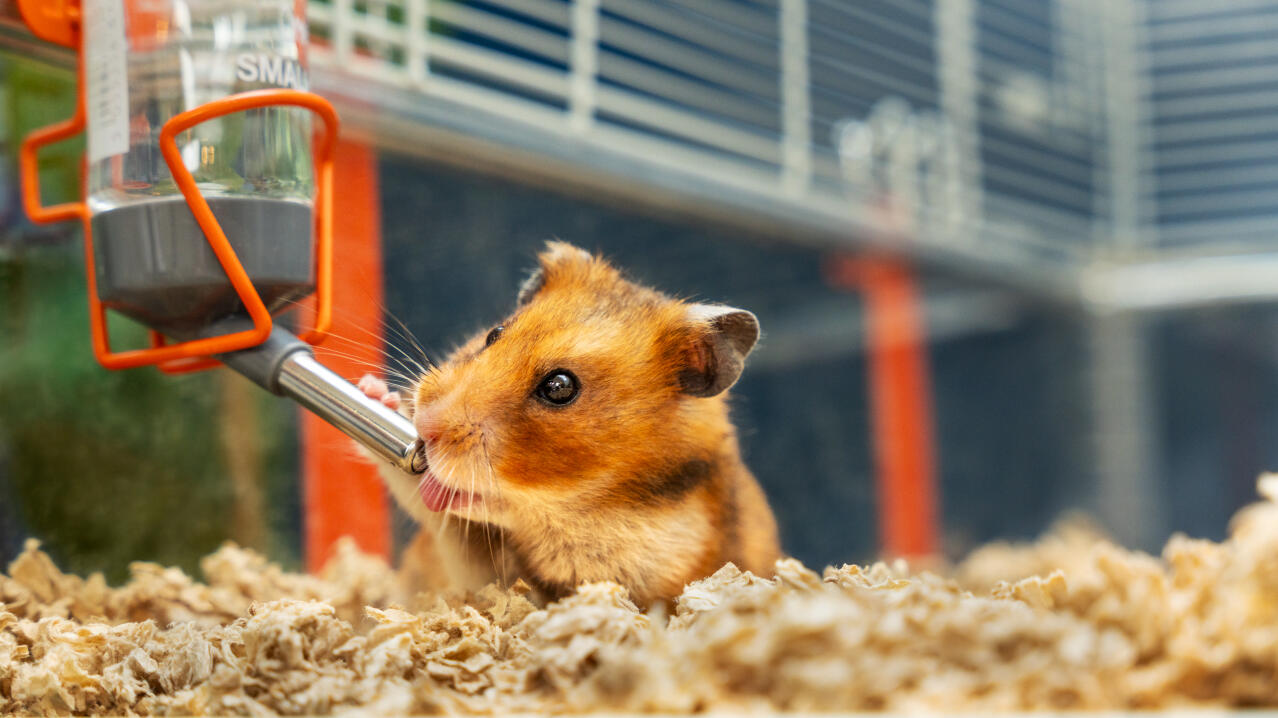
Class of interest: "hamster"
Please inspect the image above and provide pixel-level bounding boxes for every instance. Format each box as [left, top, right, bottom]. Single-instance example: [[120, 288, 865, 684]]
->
[[361, 241, 780, 606]]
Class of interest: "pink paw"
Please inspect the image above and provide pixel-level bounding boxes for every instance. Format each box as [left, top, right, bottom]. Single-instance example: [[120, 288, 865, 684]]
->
[[358, 373, 401, 411]]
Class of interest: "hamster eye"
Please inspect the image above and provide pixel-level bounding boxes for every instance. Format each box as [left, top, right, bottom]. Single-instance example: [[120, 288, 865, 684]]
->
[[535, 370, 579, 406], [485, 325, 504, 347]]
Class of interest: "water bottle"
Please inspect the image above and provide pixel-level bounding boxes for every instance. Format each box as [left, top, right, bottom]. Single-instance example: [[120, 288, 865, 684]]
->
[[83, 0, 317, 335]]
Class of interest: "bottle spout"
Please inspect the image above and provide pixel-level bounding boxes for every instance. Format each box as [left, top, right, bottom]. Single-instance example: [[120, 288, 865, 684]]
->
[[214, 324, 425, 475], [277, 351, 427, 474]]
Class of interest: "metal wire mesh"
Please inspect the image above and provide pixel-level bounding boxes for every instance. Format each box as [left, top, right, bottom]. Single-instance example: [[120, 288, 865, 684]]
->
[[304, 0, 1278, 285], [1145, 0, 1278, 249]]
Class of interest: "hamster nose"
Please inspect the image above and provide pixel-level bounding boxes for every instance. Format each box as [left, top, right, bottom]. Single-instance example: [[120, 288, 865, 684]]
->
[[414, 407, 444, 445]]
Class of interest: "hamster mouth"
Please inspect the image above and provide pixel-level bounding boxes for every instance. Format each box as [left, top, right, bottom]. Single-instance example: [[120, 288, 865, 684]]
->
[[418, 470, 479, 513]]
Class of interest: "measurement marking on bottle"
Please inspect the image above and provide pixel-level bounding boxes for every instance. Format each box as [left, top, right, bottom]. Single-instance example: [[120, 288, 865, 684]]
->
[[85, 0, 130, 164]]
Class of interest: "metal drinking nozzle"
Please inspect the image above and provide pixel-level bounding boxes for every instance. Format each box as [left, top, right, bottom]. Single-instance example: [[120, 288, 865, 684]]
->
[[214, 324, 427, 475]]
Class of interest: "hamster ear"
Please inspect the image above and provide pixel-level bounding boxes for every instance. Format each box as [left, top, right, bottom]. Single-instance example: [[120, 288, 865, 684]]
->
[[538, 240, 593, 267], [679, 305, 760, 397], [518, 241, 594, 305], [516, 267, 545, 306]]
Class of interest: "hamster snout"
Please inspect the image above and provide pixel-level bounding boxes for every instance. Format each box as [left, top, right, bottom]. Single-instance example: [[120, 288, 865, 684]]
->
[[412, 407, 444, 446]]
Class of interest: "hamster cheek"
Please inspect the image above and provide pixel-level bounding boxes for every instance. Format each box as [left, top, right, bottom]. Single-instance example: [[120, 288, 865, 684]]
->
[[491, 406, 609, 493]]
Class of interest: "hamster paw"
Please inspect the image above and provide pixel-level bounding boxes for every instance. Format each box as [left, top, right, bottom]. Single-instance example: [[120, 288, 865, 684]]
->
[[358, 373, 402, 410]]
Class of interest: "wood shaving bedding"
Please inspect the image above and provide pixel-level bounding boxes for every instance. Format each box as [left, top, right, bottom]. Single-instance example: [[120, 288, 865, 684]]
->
[[6, 477, 1278, 715]]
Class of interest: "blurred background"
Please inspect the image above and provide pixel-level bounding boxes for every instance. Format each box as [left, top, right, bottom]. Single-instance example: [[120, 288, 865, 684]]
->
[[3, 0, 1278, 581]]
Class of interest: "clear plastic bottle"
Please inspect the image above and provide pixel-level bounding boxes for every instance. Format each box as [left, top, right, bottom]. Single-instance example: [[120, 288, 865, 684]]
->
[[84, 0, 317, 334]]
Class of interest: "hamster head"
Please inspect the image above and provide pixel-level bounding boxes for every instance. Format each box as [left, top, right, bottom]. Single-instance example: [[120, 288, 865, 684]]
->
[[388, 241, 760, 531]]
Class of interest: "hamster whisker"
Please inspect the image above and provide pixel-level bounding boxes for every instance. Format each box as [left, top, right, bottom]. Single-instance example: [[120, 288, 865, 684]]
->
[[322, 323, 431, 380], [319, 289, 432, 368], [472, 437, 493, 581], [358, 313, 433, 373], [478, 439, 508, 587], [380, 310, 436, 370], [315, 303, 412, 353], [420, 439, 511, 586], [268, 295, 433, 370], [304, 337, 419, 387], [383, 341, 430, 379], [423, 449, 459, 556], [450, 481, 469, 567], [316, 354, 412, 385]]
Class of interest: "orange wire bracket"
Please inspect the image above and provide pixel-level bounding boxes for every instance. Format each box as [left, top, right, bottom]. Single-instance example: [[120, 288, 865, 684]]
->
[[827, 255, 941, 559], [18, 15, 339, 373], [18, 37, 86, 224], [18, 0, 84, 222], [142, 89, 338, 372], [19, 111, 86, 224]]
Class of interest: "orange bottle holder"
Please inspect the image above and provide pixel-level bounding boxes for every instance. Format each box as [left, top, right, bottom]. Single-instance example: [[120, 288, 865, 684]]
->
[[16, 0, 80, 48], [18, 0, 335, 374]]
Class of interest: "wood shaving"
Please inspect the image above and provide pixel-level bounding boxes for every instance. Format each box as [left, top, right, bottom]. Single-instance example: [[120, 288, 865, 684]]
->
[[7, 477, 1278, 714]]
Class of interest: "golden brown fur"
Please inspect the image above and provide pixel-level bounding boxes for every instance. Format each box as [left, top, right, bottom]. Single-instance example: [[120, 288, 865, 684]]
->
[[375, 242, 780, 606]]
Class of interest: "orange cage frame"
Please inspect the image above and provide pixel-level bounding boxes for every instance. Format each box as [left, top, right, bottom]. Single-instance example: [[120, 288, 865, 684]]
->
[[18, 0, 335, 374]]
